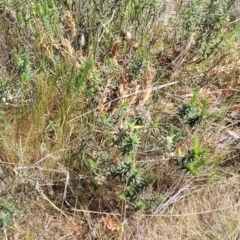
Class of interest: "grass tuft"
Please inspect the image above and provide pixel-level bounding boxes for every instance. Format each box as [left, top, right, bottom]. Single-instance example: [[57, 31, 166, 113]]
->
[[0, 0, 240, 239]]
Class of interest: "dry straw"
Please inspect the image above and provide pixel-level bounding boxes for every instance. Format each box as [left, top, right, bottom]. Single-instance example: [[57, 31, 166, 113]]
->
[[140, 66, 155, 105], [109, 40, 122, 58], [40, 41, 52, 57], [67, 81, 178, 123], [64, 11, 76, 38]]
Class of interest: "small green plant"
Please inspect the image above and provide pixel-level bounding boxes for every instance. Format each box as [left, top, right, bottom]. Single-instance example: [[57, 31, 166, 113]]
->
[[0, 210, 10, 230], [176, 0, 236, 61], [107, 160, 132, 181], [177, 87, 214, 127], [118, 119, 141, 156], [13, 47, 32, 83], [107, 159, 154, 211], [166, 124, 182, 153], [0, 77, 11, 99], [119, 132, 140, 156], [171, 136, 208, 176], [0, 199, 15, 230]]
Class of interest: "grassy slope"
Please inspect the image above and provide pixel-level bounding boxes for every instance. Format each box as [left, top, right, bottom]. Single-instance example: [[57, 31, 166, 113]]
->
[[0, 0, 240, 239]]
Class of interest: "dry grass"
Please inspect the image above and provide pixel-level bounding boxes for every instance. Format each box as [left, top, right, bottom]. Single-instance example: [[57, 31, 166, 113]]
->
[[0, 0, 240, 239], [1, 166, 239, 239]]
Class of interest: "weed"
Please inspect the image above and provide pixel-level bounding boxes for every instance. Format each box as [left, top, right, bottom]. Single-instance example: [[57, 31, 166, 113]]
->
[[13, 47, 32, 82], [0, 198, 20, 232], [171, 136, 208, 176], [107, 158, 154, 211], [177, 87, 214, 127], [0, 0, 239, 238]]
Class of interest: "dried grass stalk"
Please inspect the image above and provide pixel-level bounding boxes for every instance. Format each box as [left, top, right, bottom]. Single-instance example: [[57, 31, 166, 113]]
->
[[40, 41, 52, 57], [60, 37, 74, 57], [109, 40, 122, 58], [64, 11, 76, 37], [140, 66, 155, 105]]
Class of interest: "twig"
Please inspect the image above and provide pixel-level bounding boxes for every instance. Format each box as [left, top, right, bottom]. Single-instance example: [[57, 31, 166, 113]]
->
[[72, 202, 240, 218], [144, 202, 240, 217], [33, 149, 67, 166], [58, 232, 74, 240], [67, 81, 178, 123], [40, 190, 76, 223], [153, 183, 192, 215], [71, 208, 121, 216], [62, 171, 70, 207]]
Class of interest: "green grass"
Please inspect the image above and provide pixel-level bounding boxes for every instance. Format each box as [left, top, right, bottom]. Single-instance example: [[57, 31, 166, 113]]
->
[[0, 0, 240, 239]]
